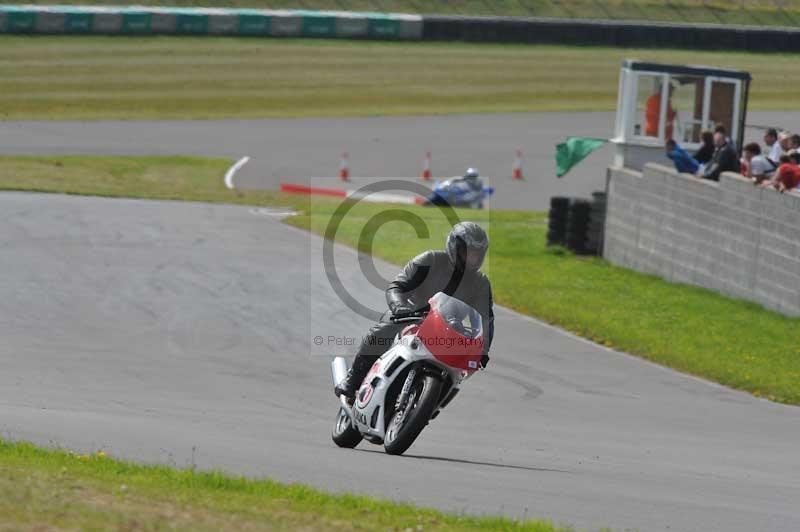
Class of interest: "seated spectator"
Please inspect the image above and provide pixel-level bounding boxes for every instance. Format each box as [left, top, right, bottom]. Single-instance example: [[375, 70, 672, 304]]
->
[[741, 142, 776, 184], [665, 139, 699, 174], [699, 131, 739, 181], [779, 131, 792, 154], [792, 134, 800, 152], [764, 127, 783, 164], [715, 125, 736, 152], [759, 155, 800, 193], [772, 158, 800, 193], [694, 129, 715, 164]]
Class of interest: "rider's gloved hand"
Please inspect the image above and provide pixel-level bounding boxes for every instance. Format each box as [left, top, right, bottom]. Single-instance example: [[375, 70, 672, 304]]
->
[[480, 353, 490, 369], [391, 303, 415, 318]]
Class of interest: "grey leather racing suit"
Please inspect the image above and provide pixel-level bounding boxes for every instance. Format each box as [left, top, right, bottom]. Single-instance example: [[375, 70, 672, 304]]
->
[[353, 249, 494, 372]]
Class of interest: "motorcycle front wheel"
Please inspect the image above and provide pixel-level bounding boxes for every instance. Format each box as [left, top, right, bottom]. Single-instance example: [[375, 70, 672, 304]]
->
[[332, 407, 363, 448], [384, 374, 442, 455]]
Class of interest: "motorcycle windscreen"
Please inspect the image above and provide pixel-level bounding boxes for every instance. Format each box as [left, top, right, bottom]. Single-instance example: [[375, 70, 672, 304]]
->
[[416, 292, 484, 371]]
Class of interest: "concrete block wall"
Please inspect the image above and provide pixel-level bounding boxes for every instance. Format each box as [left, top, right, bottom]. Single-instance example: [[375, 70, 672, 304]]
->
[[604, 163, 800, 316]]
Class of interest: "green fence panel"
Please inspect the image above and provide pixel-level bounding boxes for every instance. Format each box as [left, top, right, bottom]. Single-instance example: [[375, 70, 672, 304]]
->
[[208, 13, 238, 34], [302, 14, 336, 37], [176, 13, 209, 34], [6, 10, 35, 33], [368, 17, 401, 39], [335, 16, 368, 38], [92, 12, 122, 33], [238, 13, 271, 35], [121, 12, 151, 34], [35, 11, 65, 33], [65, 12, 93, 33], [269, 14, 301, 37], [150, 12, 175, 33]]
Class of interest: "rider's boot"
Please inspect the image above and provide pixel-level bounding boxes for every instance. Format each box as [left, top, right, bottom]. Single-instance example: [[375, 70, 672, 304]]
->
[[334, 354, 374, 400]]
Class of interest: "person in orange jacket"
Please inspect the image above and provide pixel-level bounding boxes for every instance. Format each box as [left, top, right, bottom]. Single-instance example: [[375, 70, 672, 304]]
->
[[645, 84, 676, 139]]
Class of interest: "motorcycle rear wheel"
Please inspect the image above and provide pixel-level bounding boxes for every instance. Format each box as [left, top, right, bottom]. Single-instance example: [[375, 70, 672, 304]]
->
[[332, 407, 363, 448], [384, 374, 442, 456]]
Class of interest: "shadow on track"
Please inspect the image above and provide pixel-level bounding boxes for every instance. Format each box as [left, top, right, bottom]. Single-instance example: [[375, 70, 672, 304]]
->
[[354, 448, 571, 474]]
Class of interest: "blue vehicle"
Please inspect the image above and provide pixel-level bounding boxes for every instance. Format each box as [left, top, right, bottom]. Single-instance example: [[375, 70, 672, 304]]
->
[[424, 168, 494, 209]]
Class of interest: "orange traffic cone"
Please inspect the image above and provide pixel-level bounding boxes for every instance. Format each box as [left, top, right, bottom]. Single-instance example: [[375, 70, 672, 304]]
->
[[339, 152, 349, 181], [421, 151, 432, 180], [512, 149, 524, 180]]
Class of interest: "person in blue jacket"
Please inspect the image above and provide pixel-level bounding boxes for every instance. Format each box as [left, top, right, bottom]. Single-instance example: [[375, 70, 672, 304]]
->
[[665, 139, 700, 175]]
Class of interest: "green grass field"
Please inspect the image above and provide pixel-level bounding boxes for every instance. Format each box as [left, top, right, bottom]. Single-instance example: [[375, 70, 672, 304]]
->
[[2, 155, 799, 405], [2, 36, 800, 120], [0, 155, 295, 205], [9, 0, 800, 28], [0, 439, 567, 531]]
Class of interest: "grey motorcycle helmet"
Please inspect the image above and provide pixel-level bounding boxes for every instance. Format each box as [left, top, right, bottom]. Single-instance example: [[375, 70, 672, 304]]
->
[[463, 167, 480, 184], [446, 221, 489, 272]]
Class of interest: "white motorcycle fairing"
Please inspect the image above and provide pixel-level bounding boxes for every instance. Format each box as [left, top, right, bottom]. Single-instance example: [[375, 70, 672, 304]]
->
[[331, 292, 484, 453], [334, 334, 469, 443]]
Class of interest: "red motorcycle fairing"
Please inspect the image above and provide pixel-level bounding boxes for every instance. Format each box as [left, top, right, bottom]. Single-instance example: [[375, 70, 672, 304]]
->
[[415, 305, 483, 372]]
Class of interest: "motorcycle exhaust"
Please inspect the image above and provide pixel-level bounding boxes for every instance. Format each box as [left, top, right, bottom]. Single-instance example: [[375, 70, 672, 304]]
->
[[331, 356, 349, 387]]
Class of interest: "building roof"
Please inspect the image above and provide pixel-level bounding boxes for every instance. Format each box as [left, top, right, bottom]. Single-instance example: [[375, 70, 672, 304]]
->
[[622, 59, 751, 81]]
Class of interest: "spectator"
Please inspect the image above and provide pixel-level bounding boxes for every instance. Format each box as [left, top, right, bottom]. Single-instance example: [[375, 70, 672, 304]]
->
[[779, 131, 792, 154], [665, 139, 700, 174], [764, 128, 783, 164], [699, 131, 739, 181], [694, 130, 715, 164], [645, 83, 676, 139], [792, 134, 800, 152], [770, 156, 800, 193], [741, 142, 775, 184], [714, 124, 736, 152]]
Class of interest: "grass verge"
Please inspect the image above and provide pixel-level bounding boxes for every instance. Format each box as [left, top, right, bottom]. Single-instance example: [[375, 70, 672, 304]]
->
[[8, 0, 800, 28], [1, 154, 798, 405], [0, 155, 297, 207], [2, 37, 800, 120], [0, 439, 567, 531]]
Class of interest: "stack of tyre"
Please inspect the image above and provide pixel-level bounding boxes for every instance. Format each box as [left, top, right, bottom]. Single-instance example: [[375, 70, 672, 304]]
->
[[546, 192, 607, 256], [546, 196, 571, 247], [565, 199, 593, 254], [585, 191, 607, 255]]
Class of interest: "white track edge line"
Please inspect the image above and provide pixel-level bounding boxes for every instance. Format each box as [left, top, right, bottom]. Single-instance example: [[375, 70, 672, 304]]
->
[[224, 156, 250, 190]]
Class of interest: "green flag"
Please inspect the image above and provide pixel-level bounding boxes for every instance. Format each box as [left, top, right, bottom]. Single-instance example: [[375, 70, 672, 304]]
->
[[555, 136, 608, 178]]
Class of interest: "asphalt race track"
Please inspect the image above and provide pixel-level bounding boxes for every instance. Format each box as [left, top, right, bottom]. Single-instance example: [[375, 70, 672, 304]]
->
[[1, 192, 798, 532]]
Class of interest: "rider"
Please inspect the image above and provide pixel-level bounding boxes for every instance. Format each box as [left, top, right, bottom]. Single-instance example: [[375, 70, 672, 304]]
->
[[334, 222, 494, 399], [427, 168, 485, 207], [458, 167, 484, 191]]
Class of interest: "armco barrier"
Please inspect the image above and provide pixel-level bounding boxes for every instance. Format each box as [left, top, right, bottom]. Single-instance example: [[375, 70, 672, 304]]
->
[[0, 5, 423, 39], [3, 5, 800, 49], [421, 15, 800, 51], [604, 163, 800, 317]]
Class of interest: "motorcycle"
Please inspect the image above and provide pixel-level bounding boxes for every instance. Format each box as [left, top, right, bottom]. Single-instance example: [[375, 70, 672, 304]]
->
[[423, 178, 494, 209], [330, 292, 484, 455]]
